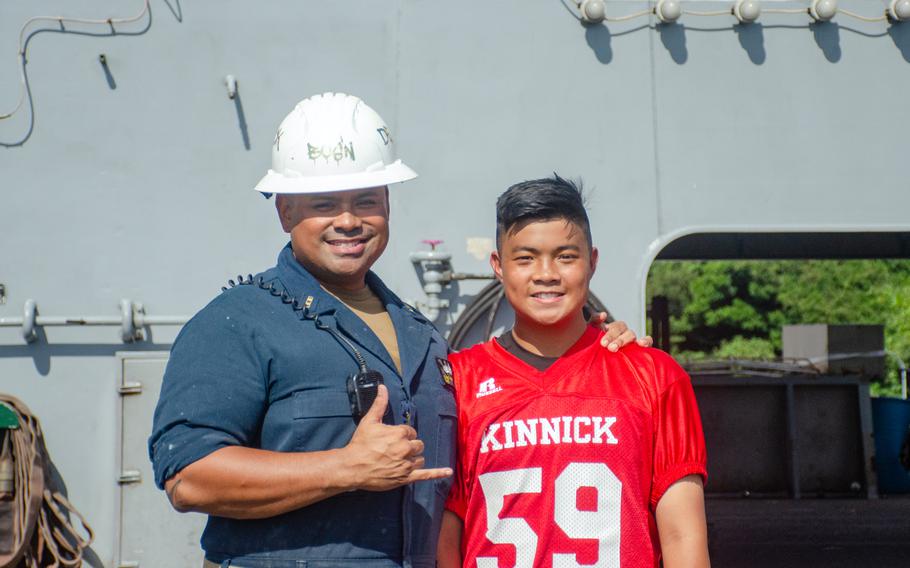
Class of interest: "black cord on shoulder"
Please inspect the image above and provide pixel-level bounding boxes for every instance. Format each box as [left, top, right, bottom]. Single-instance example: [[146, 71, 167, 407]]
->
[[226, 273, 370, 374]]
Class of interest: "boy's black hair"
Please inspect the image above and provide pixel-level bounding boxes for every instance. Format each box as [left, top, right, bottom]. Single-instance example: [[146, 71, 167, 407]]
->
[[495, 174, 592, 249]]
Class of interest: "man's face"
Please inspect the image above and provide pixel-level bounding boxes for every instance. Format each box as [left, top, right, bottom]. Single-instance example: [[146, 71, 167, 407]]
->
[[277, 187, 390, 290], [491, 218, 597, 329]]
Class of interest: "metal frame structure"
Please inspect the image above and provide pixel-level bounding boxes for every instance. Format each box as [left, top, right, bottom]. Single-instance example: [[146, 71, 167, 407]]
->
[[691, 372, 877, 499]]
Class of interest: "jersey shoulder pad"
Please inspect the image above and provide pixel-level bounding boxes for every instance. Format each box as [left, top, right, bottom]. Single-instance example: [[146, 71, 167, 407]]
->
[[615, 344, 689, 393]]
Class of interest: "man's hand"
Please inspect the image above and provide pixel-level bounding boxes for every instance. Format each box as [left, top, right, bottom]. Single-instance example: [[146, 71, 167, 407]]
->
[[161, 385, 452, 520], [588, 313, 653, 351], [343, 385, 452, 491]]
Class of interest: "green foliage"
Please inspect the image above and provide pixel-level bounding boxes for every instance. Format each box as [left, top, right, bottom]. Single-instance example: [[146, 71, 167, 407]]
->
[[647, 260, 910, 397], [712, 336, 778, 360]]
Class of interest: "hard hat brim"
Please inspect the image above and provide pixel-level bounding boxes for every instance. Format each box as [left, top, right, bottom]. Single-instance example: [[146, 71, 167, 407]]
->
[[254, 160, 418, 195]]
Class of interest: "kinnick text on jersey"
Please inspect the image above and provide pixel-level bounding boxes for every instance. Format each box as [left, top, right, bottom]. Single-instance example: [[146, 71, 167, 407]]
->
[[479, 416, 619, 454]]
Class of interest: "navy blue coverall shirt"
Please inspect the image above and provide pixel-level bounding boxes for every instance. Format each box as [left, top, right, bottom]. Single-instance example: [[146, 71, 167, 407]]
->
[[149, 245, 456, 568]]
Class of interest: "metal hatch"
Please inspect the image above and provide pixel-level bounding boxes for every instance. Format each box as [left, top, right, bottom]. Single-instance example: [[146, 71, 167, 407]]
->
[[117, 352, 207, 568]]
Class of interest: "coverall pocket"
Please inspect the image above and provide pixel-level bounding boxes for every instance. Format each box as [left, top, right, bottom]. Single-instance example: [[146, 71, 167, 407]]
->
[[291, 389, 355, 451], [292, 389, 352, 418]]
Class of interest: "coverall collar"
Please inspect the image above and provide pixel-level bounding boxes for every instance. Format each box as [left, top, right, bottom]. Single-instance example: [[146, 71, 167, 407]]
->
[[275, 243, 435, 383]]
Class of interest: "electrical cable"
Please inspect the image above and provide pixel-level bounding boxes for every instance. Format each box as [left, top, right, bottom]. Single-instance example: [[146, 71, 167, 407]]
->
[[482, 286, 507, 342], [606, 9, 654, 22], [683, 10, 734, 17], [1, 0, 900, 122], [838, 8, 888, 22], [314, 316, 370, 374], [448, 281, 503, 350], [0, 0, 151, 120], [763, 8, 813, 15]]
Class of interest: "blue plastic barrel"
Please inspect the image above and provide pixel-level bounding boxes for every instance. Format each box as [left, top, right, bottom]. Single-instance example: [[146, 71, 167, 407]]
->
[[871, 397, 910, 494]]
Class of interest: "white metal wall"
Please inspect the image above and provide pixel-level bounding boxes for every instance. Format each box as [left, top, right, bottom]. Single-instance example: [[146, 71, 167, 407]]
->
[[2, 1, 909, 565]]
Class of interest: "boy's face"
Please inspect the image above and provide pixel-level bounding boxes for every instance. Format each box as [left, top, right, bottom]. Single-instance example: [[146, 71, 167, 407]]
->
[[491, 218, 598, 329]]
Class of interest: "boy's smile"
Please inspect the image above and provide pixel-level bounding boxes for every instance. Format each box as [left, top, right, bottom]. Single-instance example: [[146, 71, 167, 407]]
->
[[491, 218, 598, 335]]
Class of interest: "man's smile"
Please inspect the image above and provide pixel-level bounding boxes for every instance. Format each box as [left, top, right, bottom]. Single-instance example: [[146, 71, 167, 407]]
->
[[325, 236, 371, 254]]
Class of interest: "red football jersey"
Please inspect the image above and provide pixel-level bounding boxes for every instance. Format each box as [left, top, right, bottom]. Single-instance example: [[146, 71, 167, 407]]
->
[[446, 327, 707, 568]]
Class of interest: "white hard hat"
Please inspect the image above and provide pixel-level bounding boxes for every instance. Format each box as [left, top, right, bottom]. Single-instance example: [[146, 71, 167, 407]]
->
[[255, 92, 417, 195]]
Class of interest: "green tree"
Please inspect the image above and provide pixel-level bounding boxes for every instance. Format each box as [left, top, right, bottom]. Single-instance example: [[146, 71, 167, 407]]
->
[[647, 259, 910, 397], [648, 261, 785, 357]]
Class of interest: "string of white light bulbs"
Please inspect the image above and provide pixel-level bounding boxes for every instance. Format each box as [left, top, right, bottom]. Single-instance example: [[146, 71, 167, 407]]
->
[[575, 0, 910, 25], [1, 0, 907, 123]]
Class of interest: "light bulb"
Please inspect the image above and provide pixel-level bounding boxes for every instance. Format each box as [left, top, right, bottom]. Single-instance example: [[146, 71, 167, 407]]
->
[[809, 0, 838, 22], [579, 0, 606, 24], [734, 0, 761, 24], [888, 0, 910, 21], [655, 0, 682, 23]]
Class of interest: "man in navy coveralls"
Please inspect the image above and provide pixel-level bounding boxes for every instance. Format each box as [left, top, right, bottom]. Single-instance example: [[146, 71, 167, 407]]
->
[[149, 92, 644, 568]]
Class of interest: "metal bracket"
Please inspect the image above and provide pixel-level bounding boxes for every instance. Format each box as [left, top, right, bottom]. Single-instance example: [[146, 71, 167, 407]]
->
[[120, 299, 144, 343], [117, 470, 142, 485], [22, 299, 37, 343], [118, 382, 143, 395], [225, 74, 237, 99]]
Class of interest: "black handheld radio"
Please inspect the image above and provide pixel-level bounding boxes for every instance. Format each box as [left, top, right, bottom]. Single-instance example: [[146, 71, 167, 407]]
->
[[312, 316, 385, 421], [347, 369, 384, 420], [250, 282, 389, 423]]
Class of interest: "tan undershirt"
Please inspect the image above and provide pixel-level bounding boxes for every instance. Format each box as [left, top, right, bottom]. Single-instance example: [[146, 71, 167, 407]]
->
[[321, 283, 402, 375]]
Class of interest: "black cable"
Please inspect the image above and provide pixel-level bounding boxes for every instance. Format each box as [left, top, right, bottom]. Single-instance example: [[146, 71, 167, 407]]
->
[[245, 276, 372, 373], [449, 281, 502, 349], [313, 315, 369, 373], [482, 286, 506, 342]]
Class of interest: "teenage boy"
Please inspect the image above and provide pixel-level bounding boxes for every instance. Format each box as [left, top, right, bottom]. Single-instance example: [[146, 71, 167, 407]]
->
[[437, 176, 709, 568]]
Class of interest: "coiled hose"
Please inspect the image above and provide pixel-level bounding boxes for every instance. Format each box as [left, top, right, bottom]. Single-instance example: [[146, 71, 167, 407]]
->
[[447, 281, 611, 350], [0, 395, 94, 568]]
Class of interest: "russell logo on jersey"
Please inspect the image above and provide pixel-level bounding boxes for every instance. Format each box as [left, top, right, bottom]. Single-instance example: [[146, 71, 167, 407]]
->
[[475, 377, 504, 398]]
